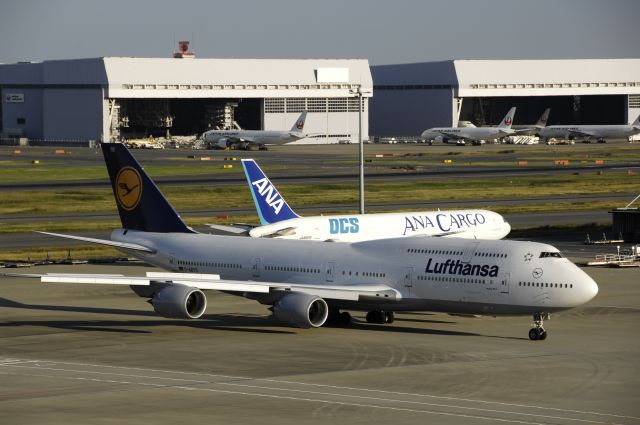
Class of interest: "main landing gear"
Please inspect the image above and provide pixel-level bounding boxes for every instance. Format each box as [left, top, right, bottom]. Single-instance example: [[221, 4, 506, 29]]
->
[[529, 312, 549, 340], [326, 308, 352, 325], [366, 310, 395, 324]]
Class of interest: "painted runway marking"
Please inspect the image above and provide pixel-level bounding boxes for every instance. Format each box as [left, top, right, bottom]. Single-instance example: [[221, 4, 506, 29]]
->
[[1, 358, 637, 424], [0, 370, 582, 425]]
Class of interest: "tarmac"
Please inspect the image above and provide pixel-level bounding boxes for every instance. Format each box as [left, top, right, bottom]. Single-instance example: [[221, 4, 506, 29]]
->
[[0, 259, 638, 424]]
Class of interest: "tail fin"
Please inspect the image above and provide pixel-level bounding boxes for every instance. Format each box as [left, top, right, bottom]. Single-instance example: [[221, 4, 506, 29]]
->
[[498, 107, 517, 128], [535, 108, 551, 127], [632, 114, 640, 127], [290, 111, 308, 133], [241, 159, 300, 225], [101, 143, 194, 233]]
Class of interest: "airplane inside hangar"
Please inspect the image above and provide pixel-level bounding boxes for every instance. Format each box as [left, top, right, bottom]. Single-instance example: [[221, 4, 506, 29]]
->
[[1, 54, 639, 142]]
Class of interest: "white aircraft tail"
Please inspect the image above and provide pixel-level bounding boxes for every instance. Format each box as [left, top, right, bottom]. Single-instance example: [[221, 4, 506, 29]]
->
[[290, 111, 308, 133], [535, 108, 551, 127], [498, 107, 517, 129], [632, 114, 640, 127]]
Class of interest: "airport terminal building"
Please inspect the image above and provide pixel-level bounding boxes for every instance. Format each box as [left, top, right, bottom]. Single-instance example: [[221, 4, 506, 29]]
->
[[370, 59, 640, 137], [0, 57, 373, 144]]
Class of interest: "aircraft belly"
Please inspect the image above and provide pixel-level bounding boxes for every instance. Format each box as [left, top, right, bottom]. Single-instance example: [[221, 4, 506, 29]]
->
[[330, 298, 568, 315]]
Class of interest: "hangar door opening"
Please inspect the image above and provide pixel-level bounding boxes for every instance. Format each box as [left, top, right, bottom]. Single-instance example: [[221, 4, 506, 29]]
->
[[459, 95, 627, 126], [114, 98, 261, 139]]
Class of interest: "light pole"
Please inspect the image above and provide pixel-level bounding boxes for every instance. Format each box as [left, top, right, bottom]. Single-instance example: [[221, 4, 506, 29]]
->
[[352, 86, 371, 214]]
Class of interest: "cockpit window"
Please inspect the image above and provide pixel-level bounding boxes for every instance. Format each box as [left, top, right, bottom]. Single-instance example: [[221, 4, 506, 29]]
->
[[539, 252, 563, 258]]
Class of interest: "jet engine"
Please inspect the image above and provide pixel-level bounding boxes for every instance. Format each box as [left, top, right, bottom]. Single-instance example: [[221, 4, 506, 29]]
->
[[434, 136, 448, 144], [272, 292, 329, 328], [215, 138, 229, 149], [151, 284, 207, 319]]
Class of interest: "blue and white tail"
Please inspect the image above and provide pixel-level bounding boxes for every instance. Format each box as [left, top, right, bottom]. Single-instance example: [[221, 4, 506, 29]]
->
[[102, 143, 194, 233], [241, 159, 300, 225], [289, 111, 308, 133]]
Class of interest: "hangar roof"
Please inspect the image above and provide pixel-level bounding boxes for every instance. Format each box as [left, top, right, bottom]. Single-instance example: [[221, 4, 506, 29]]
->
[[372, 59, 640, 97], [0, 57, 373, 99]]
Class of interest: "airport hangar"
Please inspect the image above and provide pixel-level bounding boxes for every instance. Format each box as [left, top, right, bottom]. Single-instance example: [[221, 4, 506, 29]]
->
[[370, 59, 640, 138], [0, 57, 373, 144]]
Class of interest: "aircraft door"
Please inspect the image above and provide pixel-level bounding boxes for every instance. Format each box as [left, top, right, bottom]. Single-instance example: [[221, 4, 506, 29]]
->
[[169, 252, 178, 271], [404, 266, 414, 295], [326, 262, 335, 282], [500, 272, 510, 295], [252, 257, 261, 278], [462, 241, 480, 263]]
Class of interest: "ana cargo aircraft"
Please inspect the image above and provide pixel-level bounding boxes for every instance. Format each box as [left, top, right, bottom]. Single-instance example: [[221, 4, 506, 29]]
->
[[421, 107, 517, 145], [538, 114, 640, 143], [202, 111, 308, 149], [7, 143, 598, 340], [221, 159, 511, 241]]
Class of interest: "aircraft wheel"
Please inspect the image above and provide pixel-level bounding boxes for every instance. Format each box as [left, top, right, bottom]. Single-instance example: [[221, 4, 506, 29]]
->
[[538, 329, 547, 340], [529, 328, 539, 341], [338, 312, 352, 325], [384, 311, 395, 324], [366, 311, 385, 324]]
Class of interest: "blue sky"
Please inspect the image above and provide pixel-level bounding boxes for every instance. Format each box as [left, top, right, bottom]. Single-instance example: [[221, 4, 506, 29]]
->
[[1, 0, 638, 65]]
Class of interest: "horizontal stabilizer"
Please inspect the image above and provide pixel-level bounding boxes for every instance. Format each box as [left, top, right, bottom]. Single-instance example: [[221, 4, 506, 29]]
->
[[205, 223, 252, 235], [36, 231, 155, 253]]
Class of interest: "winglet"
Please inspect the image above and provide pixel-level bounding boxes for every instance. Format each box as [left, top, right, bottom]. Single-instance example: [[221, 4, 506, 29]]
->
[[498, 107, 517, 128], [241, 159, 300, 225], [101, 143, 194, 233], [290, 111, 308, 133]]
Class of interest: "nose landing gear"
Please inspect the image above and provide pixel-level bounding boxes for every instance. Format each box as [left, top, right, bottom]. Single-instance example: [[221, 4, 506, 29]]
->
[[529, 312, 550, 340]]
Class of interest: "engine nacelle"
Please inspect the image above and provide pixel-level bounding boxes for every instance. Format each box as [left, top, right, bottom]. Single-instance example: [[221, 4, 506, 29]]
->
[[272, 292, 329, 328], [434, 135, 448, 144], [151, 284, 207, 319], [215, 138, 229, 149]]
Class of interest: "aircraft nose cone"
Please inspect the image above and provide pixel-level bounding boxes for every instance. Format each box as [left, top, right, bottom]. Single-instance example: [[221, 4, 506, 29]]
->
[[587, 277, 599, 301], [502, 221, 512, 238], [579, 273, 599, 305]]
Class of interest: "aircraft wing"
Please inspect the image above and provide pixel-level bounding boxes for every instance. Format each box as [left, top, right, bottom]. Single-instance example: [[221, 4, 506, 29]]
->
[[565, 128, 598, 139], [436, 131, 465, 140], [511, 127, 538, 135], [35, 231, 156, 253], [4, 271, 401, 302]]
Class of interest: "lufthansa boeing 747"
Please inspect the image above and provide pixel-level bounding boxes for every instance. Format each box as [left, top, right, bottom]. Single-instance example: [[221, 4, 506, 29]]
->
[[5, 143, 598, 340]]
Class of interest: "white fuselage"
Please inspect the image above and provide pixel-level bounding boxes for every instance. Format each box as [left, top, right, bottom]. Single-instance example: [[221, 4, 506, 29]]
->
[[203, 129, 304, 145], [249, 210, 511, 241], [421, 127, 513, 143], [539, 125, 640, 140], [112, 230, 598, 315]]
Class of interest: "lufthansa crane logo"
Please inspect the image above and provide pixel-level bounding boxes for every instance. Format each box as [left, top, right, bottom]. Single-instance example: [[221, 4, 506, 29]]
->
[[115, 167, 142, 211]]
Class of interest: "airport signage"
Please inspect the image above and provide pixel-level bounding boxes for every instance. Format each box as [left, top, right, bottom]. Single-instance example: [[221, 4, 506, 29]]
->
[[5, 93, 24, 103]]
